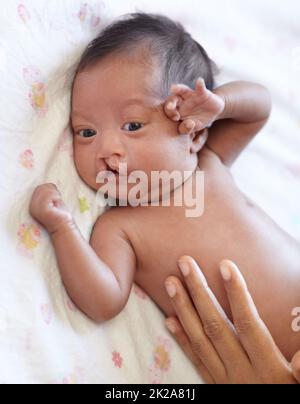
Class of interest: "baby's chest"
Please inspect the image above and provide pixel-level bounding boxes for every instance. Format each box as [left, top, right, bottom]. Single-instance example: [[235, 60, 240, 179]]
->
[[130, 211, 207, 316]]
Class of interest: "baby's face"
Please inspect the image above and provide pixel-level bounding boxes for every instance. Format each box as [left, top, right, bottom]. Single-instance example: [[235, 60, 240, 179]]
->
[[71, 54, 198, 202]]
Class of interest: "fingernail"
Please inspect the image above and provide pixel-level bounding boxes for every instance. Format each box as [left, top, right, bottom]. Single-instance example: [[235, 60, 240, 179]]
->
[[167, 102, 174, 110], [166, 319, 177, 334], [178, 260, 190, 277], [220, 261, 232, 281], [165, 282, 177, 298]]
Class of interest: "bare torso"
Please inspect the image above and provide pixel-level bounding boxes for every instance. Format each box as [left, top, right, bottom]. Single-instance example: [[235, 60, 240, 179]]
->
[[107, 147, 300, 360]]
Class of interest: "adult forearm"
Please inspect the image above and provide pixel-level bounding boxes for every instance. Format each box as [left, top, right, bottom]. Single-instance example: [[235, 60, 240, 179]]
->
[[50, 221, 121, 322], [214, 81, 272, 123]]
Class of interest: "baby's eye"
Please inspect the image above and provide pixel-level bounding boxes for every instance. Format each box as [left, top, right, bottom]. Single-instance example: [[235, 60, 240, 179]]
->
[[77, 129, 97, 138], [123, 122, 144, 132]]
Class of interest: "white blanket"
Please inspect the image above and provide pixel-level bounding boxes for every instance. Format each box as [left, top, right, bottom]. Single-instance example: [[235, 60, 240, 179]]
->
[[0, 0, 300, 384]]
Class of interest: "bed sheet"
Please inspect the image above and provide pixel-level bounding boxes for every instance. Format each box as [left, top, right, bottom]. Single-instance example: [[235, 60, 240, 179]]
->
[[0, 0, 299, 384]]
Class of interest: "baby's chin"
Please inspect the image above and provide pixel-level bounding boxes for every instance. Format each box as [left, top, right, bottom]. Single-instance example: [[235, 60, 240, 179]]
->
[[95, 184, 151, 207]]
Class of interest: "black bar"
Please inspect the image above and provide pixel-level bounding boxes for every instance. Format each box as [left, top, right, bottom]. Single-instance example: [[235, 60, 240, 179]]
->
[[98, 385, 206, 401]]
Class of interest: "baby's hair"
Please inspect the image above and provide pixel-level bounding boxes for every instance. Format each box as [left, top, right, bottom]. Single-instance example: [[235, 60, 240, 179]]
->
[[76, 12, 219, 99]]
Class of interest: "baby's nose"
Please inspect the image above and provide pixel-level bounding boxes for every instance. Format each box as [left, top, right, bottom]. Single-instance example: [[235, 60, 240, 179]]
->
[[96, 132, 126, 163]]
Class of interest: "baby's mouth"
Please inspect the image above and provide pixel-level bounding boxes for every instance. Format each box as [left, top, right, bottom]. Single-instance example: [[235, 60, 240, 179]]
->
[[103, 162, 119, 176], [97, 168, 120, 181], [97, 162, 130, 180]]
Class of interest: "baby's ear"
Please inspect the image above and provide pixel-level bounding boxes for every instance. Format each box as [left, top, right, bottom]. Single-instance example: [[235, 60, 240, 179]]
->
[[190, 128, 208, 154]]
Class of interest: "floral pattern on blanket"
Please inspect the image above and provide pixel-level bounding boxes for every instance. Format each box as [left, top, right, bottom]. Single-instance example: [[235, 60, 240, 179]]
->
[[1, 0, 299, 385], [148, 336, 173, 384], [19, 149, 35, 169], [23, 66, 48, 117], [16, 222, 42, 259]]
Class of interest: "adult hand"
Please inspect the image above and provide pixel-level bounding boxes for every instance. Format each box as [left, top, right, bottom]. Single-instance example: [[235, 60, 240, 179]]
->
[[164, 257, 299, 384], [292, 352, 300, 383]]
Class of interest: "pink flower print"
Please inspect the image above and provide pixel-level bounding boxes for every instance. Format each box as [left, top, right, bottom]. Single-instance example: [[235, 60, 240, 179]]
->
[[112, 351, 123, 368], [23, 66, 48, 117], [23, 66, 42, 86], [18, 4, 31, 24], [40, 303, 53, 325], [64, 368, 83, 384], [149, 363, 161, 385], [77, 3, 101, 28], [153, 342, 171, 371], [78, 3, 88, 22], [91, 15, 101, 28], [19, 149, 34, 169], [53, 367, 83, 384], [17, 222, 42, 259], [148, 337, 172, 384], [29, 82, 47, 117]]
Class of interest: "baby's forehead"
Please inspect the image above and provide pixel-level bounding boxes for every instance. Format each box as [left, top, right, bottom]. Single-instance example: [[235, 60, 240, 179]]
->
[[74, 53, 161, 96], [72, 74, 161, 116]]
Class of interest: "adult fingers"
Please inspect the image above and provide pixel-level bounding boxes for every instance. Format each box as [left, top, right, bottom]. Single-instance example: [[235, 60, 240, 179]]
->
[[165, 317, 214, 384], [220, 260, 285, 371], [291, 351, 300, 383], [165, 275, 227, 382], [177, 257, 250, 371]]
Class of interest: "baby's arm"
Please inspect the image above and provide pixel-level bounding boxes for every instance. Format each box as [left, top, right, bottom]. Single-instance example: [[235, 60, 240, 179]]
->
[[207, 81, 272, 167], [30, 184, 136, 323], [165, 80, 272, 167]]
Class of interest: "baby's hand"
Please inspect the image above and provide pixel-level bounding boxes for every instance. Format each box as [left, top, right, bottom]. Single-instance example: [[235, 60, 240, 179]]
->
[[164, 78, 225, 135], [30, 184, 74, 235]]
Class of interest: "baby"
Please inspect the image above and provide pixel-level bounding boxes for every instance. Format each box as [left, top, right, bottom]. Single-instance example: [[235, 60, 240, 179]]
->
[[30, 13, 300, 361]]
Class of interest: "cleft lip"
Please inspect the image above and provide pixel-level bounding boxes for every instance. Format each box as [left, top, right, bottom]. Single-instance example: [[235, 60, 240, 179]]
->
[[97, 161, 129, 178], [105, 162, 119, 175]]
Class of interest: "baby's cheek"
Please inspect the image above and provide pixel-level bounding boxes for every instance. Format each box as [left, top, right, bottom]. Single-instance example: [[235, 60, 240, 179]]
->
[[74, 147, 92, 180]]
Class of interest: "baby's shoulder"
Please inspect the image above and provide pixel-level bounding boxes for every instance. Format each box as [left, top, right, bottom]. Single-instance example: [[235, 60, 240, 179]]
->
[[198, 146, 223, 168], [197, 146, 236, 197], [93, 206, 133, 237], [198, 146, 233, 176], [95, 206, 128, 225]]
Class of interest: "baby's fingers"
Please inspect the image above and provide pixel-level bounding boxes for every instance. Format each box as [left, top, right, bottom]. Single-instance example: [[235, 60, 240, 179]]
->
[[171, 84, 194, 100], [195, 78, 208, 95], [164, 95, 182, 122], [178, 119, 194, 135], [178, 119, 205, 135]]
